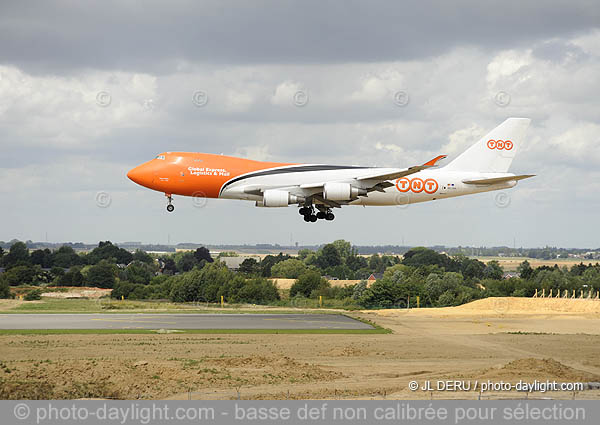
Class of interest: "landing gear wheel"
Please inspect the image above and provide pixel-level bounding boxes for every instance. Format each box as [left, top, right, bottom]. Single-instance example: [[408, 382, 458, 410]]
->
[[316, 211, 326, 220], [299, 207, 310, 216], [309, 214, 318, 222], [303, 214, 311, 222], [165, 194, 174, 213], [325, 212, 335, 221]]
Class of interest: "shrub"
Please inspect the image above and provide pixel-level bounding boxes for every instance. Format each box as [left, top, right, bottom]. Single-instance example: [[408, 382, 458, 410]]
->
[[24, 289, 42, 301], [0, 276, 11, 298], [290, 270, 330, 298]]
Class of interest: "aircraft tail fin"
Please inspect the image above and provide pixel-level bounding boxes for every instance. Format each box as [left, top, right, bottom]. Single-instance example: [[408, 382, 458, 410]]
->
[[444, 118, 530, 173]]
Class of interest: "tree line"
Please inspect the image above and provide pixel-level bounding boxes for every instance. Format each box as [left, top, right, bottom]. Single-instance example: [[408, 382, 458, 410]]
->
[[1, 240, 599, 309]]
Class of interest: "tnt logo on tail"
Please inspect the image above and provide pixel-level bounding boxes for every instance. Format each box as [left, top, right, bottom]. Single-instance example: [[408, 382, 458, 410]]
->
[[487, 139, 513, 150]]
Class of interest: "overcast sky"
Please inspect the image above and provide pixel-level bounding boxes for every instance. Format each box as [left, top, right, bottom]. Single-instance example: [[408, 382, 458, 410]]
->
[[1, 0, 599, 248]]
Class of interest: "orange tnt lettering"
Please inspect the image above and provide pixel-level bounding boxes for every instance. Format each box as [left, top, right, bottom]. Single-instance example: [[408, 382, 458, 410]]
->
[[396, 178, 410, 192], [410, 178, 424, 193], [424, 178, 438, 194]]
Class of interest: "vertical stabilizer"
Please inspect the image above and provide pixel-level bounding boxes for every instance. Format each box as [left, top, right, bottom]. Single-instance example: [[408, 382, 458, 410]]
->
[[444, 118, 530, 172]]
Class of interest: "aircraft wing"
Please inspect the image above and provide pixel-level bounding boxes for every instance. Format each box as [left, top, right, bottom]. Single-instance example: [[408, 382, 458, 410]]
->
[[298, 155, 447, 190], [356, 155, 447, 182], [296, 155, 448, 205]]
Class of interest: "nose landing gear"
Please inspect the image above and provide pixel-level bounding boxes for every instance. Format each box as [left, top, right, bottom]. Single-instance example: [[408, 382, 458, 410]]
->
[[166, 194, 174, 212]]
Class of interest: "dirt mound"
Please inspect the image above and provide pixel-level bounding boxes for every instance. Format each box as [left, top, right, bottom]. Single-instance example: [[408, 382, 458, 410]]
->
[[476, 358, 600, 382], [455, 297, 600, 314], [41, 287, 112, 299], [0, 353, 343, 400], [321, 344, 367, 357], [370, 297, 600, 317]]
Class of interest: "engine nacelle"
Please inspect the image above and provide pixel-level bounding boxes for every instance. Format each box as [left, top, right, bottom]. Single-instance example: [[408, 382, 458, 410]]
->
[[260, 189, 303, 207], [323, 182, 367, 201]]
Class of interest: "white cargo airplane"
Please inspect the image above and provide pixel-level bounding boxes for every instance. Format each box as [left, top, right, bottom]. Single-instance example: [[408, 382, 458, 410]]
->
[[127, 118, 534, 222]]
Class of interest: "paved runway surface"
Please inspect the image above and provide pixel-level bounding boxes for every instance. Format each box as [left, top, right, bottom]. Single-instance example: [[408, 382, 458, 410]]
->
[[0, 314, 373, 330]]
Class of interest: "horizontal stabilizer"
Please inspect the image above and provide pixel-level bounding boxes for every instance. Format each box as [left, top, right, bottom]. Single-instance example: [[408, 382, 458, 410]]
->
[[462, 174, 535, 185]]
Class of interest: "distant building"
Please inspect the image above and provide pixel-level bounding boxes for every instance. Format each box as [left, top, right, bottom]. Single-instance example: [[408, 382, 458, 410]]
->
[[367, 273, 383, 282], [502, 272, 520, 279], [220, 256, 259, 271]]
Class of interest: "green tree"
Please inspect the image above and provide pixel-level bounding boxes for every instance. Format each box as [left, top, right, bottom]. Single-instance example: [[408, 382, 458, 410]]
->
[[57, 266, 85, 286], [3, 242, 30, 268], [31, 249, 53, 268], [483, 261, 504, 280], [238, 258, 260, 275], [290, 270, 329, 298], [232, 278, 280, 304], [0, 275, 11, 298], [2, 265, 35, 286], [87, 241, 133, 265], [346, 254, 368, 271], [297, 249, 313, 261], [24, 289, 42, 301], [517, 260, 534, 280], [132, 249, 154, 264], [331, 240, 353, 261], [259, 253, 291, 277], [316, 244, 342, 269], [160, 257, 177, 275], [358, 278, 405, 308], [352, 280, 368, 300], [86, 260, 117, 288], [437, 290, 456, 306], [402, 247, 453, 270], [52, 246, 81, 268], [125, 261, 154, 284], [170, 262, 233, 302], [176, 252, 198, 272], [193, 247, 213, 263], [270, 259, 308, 278]]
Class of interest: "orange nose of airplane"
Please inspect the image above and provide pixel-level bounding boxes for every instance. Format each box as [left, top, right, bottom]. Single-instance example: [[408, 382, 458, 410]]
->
[[127, 162, 154, 188]]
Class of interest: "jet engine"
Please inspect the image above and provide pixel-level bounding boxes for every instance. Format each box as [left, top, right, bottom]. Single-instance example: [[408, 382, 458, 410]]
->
[[259, 189, 303, 207], [323, 182, 367, 201]]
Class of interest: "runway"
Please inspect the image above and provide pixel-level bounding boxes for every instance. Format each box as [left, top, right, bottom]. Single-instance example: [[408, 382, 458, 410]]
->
[[0, 313, 373, 330]]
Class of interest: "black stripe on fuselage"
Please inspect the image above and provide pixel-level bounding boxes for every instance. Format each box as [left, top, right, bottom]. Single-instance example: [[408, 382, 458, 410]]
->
[[219, 164, 370, 195]]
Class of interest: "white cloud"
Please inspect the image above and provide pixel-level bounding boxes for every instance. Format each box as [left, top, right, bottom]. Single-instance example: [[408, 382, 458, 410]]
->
[[0, 66, 158, 149], [1, 29, 600, 246]]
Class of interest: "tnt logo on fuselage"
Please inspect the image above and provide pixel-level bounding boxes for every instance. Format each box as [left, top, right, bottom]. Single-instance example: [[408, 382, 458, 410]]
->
[[396, 177, 438, 194], [487, 139, 513, 150]]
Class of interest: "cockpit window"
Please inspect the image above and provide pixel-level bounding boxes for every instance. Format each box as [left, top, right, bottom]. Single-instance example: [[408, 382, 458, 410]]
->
[[155, 155, 165, 160]]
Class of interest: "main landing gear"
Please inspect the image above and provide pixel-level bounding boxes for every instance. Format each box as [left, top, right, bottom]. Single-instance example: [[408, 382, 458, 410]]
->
[[166, 194, 175, 212], [299, 206, 334, 222]]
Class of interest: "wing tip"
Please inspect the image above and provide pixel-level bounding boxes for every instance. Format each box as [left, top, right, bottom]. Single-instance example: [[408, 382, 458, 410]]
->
[[422, 154, 447, 167]]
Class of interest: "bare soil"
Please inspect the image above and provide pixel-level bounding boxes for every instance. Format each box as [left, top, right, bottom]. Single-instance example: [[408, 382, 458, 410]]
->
[[2, 298, 600, 400]]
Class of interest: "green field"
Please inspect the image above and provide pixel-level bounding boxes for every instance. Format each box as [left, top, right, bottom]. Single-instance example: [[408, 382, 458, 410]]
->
[[1, 298, 346, 315]]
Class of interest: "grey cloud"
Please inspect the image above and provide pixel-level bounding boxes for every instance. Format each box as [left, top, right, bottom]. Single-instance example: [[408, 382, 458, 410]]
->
[[531, 40, 589, 63], [1, 0, 599, 74]]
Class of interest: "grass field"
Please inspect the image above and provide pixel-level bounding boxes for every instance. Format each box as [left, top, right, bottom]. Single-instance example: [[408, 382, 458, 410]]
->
[[0, 298, 349, 315]]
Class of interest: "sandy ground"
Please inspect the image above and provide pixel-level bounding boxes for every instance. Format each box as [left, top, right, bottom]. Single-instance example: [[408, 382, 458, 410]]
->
[[476, 257, 595, 271], [40, 287, 112, 299], [272, 279, 360, 290], [1, 298, 600, 400]]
